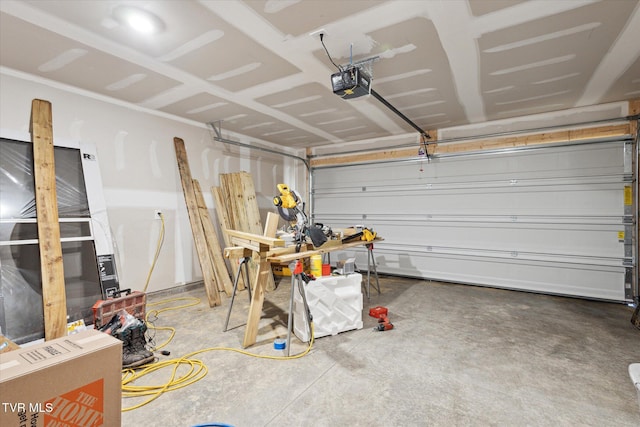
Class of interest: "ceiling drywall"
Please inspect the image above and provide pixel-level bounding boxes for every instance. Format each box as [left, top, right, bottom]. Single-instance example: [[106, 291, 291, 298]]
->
[[1, 0, 639, 149]]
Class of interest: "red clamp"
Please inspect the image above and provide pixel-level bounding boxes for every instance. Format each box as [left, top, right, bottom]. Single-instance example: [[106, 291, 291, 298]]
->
[[293, 260, 304, 275]]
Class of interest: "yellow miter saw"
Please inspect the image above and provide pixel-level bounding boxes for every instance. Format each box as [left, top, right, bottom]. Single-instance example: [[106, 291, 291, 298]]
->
[[273, 184, 327, 250]]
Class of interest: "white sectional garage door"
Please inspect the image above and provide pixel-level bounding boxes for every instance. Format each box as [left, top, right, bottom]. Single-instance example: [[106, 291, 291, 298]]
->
[[312, 137, 635, 302]]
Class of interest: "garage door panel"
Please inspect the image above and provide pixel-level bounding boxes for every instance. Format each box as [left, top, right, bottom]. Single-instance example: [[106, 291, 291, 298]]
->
[[313, 140, 632, 301], [314, 144, 625, 188], [372, 223, 622, 258], [342, 247, 625, 301], [316, 185, 623, 216]]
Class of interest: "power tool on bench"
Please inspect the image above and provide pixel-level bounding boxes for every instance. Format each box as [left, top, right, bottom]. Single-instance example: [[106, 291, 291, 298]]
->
[[341, 226, 377, 243], [273, 183, 327, 250]]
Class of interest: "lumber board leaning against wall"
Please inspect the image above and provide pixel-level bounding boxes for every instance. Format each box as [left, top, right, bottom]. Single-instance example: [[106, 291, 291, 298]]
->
[[30, 99, 67, 341], [219, 172, 276, 292], [212, 186, 246, 290], [173, 137, 221, 307], [193, 179, 233, 296]]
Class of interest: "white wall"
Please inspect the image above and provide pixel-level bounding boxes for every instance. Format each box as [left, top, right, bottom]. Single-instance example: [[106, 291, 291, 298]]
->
[[0, 71, 304, 293]]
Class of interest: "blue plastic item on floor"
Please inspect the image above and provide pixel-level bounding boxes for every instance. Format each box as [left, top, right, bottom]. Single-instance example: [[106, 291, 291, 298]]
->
[[274, 338, 286, 350]]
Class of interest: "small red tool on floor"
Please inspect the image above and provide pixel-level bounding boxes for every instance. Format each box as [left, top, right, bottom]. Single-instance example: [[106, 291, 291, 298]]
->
[[369, 306, 394, 331]]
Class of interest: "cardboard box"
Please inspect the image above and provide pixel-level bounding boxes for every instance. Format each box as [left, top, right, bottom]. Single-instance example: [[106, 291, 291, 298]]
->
[[0, 329, 122, 426]]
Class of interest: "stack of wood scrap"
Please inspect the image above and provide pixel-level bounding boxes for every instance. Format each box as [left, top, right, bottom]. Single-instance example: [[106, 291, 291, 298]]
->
[[214, 172, 277, 292], [193, 179, 233, 297], [174, 137, 233, 307]]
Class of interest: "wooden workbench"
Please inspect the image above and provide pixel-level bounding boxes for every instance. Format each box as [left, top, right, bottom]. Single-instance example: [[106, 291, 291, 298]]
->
[[224, 230, 381, 347]]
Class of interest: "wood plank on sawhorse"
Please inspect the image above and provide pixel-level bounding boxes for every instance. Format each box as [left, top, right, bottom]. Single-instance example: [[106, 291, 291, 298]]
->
[[223, 230, 285, 348], [267, 239, 383, 264], [263, 211, 279, 240], [242, 252, 271, 348], [223, 213, 280, 265], [226, 229, 285, 251], [193, 179, 233, 297], [174, 137, 221, 307], [30, 99, 68, 341]]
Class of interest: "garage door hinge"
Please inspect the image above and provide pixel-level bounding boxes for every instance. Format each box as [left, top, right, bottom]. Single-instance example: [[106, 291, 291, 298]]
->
[[624, 268, 633, 300]]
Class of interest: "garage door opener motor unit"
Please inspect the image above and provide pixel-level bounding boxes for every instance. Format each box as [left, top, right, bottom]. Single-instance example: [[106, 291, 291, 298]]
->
[[321, 34, 430, 141], [331, 66, 371, 99]]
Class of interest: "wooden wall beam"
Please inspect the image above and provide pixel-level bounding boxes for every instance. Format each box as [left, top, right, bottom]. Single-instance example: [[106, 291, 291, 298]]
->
[[30, 99, 67, 341], [310, 123, 631, 168]]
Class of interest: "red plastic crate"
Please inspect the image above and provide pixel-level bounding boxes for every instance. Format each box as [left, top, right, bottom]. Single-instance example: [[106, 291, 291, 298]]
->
[[92, 290, 146, 329]]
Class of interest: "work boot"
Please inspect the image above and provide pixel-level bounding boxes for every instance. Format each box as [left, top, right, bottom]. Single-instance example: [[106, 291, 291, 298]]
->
[[115, 322, 154, 369], [129, 321, 153, 360]]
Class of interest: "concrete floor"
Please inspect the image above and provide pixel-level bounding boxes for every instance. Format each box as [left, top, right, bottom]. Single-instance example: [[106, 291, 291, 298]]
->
[[121, 274, 640, 427]]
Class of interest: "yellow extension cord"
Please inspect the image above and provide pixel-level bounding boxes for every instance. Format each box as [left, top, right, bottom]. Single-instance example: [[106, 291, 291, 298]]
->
[[121, 213, 315, 412]]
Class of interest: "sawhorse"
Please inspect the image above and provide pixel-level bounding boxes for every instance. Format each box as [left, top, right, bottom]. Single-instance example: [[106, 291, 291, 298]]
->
[[365, 243, 381, 299], [223, 256, 252, 332], [285, 260, 313, 356]]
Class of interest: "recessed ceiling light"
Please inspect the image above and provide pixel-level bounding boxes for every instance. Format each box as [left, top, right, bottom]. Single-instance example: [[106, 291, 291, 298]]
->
[[113, 5, 164, 35]]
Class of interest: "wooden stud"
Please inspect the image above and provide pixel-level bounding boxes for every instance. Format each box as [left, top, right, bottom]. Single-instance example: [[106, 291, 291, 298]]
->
[[193, 179, 233, 296], [242, 253, 271, 348], [225, 229, 284, 247], [222, 176, 238, 230], [224, 247, 253, 259], [219, 172, 276, 291], [268, 238, 382, 264], [192, 182, 224, 295], [263, 211, 279, 240], [173, 137, 221, 307], [238, 172, 264, 235], [212, 186, 245, 290], [239, 172, 277, 291], [30, 99, 67, 341], [211, 187, 232, 248]]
